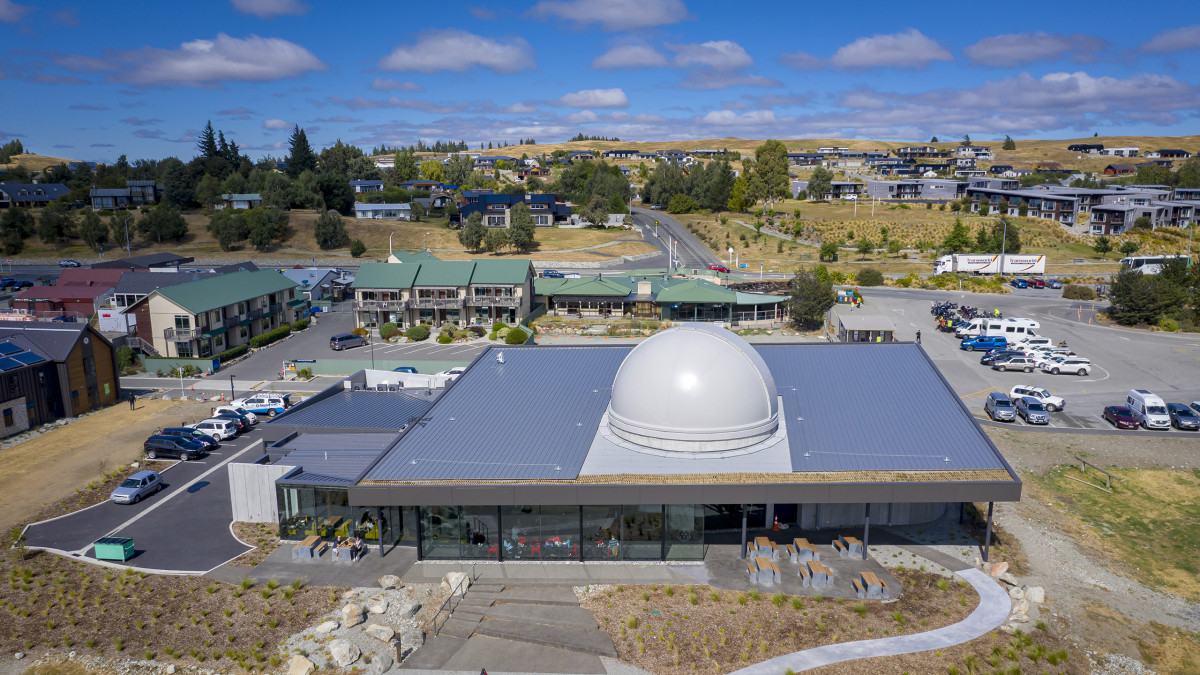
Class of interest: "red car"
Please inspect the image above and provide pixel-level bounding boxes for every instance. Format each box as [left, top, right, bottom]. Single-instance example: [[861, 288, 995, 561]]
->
[[1028, 278, 1046, 289], [708, 264, 731, 273], [1102, 405, 1139, 429]]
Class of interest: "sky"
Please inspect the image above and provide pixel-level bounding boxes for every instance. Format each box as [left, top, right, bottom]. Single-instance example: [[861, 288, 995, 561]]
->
[[2, 0, 1200, 164]]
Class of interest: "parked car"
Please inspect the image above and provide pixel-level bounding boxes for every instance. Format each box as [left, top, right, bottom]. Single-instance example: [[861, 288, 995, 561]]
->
[[541, 270, 565, 278], [1040, 357, 1091, 376], [110, 470, 163, 504], [436, 366, 467, 380], [1009, 385, 1065, 412], [1166, 403, 1200, 430], [708, 264, 731, 273], [329, 333, 367, 350], [392, 366, 418, 374], [1192, 401, 1200, 415], [1102, 406, 1140, 429], [980, 349, 1025, 366], [213, 405, 258, 424], [960, 335, 1007, 352], [11, 280, 32, 290], [159, 426, 219, 449], [650, 204, 664, 210], [0, 278, 13, 289], [992, 355, 1036, 372], [1015, 397, 1049, 424], [58, 259, 81, 268], [1126, 389, 1171, 429], [1010, 278, 1028, 288], [1028, 278, 1046, 289], [231, 394, 291, 416], [143, 435, 208, 461], [188, 418, 238, 441], [213, 412, 250, 431], [984, 392, 1016, 422], [1014, 336, 1054, 350], [1045, 278, 1063, 289]]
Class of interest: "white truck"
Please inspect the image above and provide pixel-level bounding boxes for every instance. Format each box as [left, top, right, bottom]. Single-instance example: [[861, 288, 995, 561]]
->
[[954, 317, 1040, 339], [933, 254, 1046, 276]]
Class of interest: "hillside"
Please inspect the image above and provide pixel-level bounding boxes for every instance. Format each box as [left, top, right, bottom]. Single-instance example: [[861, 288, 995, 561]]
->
[[0, 153, 82, 173]]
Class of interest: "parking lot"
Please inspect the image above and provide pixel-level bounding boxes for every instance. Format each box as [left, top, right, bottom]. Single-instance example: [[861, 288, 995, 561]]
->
[[21, 427, 266, 573]]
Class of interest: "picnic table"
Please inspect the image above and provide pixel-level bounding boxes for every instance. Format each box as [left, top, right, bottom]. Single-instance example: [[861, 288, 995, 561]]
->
[[791, 537, 819, 561], [755, 557, 780, 583], [292, 535, 320, 559], [807, 560, 831, 587], [834, 534, 862, 557], [332, 543, 357, 562], [754, 536, 778, 558], [852, 571, 889, 599]]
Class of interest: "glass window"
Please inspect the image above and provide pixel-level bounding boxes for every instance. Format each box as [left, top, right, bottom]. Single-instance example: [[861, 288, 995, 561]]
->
[[501, 505, 581, 560], [2, 408, 12, 426], [419, 506, 462, 559], [665, 504, 705, 560], [620, 505, 663, 560], [581, 506, 621, 560], [174, 315, 190, 329], [460, 506, 499, 559], [175, 342, 192, 358]]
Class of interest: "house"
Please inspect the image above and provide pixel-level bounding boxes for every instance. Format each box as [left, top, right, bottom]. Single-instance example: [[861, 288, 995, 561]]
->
[[126, 270, 302, 358], [459, 193, 573, 228], [864, 179, 966, 201], [791, 180, 863, 200], [1088, 203, 1165, 235], [1099, 147, 1138, 158], [91, 252, 194, 269], [11, 268, 126, 321], [956, 146, 993, 159], [1104, 164, 1135, 176], [1002, 169, 1033, 179], [968, 177, 1021, 191], [1067, 143, 1104, 153], [0, 182, 69, 209], [413, 195, 453, 212], [89, 188, 131, 211], [1174, 187, 1200, 201], [1137, 160, 1173, 170], [215, 193, 263, 210], [965, 187, 1079, 225], [475, 156, 516, 170], [0, 322, 121, 436], [386, 250, 441, 264], [397, 180, 445, 192], [954, 169, 987, 178], [350, 180, 385, 193], [787, 153, 823, 167], [1155, 149, 1192, 159], [988, 165, 1013, 175], [352, 259, 535, 329], [603, 149, 637, 160], [67, 161, 99, 172], [514, 166, 548, 180], [954, 157, 977, 168], [894, 146, 950, 159], [912, 163, 954, 174], [635, 152, 657, 160], [354, 203, 411, 221], [97, 268, 228, 334], [126, 179, 160, 205], [281, 268, 346, 303], [817, 146, 850, 155]]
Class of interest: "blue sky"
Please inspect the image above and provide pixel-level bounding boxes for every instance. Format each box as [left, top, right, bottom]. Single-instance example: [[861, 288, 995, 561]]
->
[[3, 0, 1200, 163]]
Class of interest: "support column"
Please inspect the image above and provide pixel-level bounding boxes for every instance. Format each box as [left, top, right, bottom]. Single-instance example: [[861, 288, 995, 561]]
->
[[861, 503, 870, 561], [959, 501, 965, 524], [377, 506, 384, 558], [983, 501, 994, 563], [740, 506, 748, 560], [764, 503, 775, 529]]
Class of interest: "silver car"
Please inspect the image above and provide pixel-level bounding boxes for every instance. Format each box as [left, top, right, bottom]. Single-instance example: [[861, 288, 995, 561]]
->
[[984, 392, 1016, 422], [110, 470, 163, 504], [1015, 396, 1050, 424]]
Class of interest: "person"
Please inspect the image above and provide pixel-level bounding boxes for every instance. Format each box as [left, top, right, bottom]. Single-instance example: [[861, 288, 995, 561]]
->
[[351, 536, 364, 561], [875, 335, 882, 343], [129, 393, 136, 410], [993, 308, 1000, 317], [915, 330, 921, 344]]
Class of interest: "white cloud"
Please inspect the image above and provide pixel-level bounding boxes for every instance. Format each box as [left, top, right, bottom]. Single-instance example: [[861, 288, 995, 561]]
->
[[830, 29, 952, 69], [229, 0, 309, 18], [681, 72, 780, 90], [699, 109, 777, 126], [110, 33, 326, 85], [560, 88, 628, 108], [529, 0, 688, 31], [370, 77, 424, 92], [467, 6, 495, 20], [496, 102, 538, 114], [670, 40, 753, 69], [964, 32, 1107, 66], [119, 116, 164, 126], [0, 0, 31, 23], [591, 45, 669, 70], [379, 29, 534, 74], [779, 51, 823, 71], [263, 118, 291, 130], [1142, 25, 1200, 53], [565, 110, 601, 123]]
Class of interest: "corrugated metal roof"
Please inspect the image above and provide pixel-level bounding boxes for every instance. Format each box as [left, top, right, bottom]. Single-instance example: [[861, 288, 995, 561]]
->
[[114, 271, 214, 295], [414, 261, 475, 287], [390, 250, 441, 263], [467, 259, 532, 284], [270, 390, 438, 430], [353, 262, 420, 290], [656, 279, 736, 304], [734, 292, 786, 306], [155, 270, 298, 314], [547, 277, 633, 297], [92, 252, 193, 269], [0, 322, 87, 361], [57, 268, 127, 287]]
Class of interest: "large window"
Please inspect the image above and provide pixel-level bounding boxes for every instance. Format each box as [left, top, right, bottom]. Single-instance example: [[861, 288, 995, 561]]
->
[[173, 315, 190, 330]]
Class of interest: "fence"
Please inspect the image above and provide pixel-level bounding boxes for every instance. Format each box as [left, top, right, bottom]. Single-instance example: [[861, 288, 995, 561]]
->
[[144, 357, 220, 375]]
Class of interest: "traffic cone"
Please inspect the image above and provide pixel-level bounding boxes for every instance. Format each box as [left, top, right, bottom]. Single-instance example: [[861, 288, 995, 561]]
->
[[772, 515, 779, 531]]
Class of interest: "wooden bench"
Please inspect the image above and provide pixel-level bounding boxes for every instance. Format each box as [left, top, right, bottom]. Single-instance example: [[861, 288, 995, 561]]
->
[[312, 541, 329, 557], [768, 541, 780, 560], [832, 540, 848, 556], [292, 535, 320, 559], [797, 565, 812, 586], [807, 560, 831, 587], [792, 538, 818, 561], [851, 577, 865, 597], [835, 535, 863, 557], [756, 558, 780, 583], [785, 543, 796, 561], [860, 572, 888, 599], [745, 559, 758, 582]]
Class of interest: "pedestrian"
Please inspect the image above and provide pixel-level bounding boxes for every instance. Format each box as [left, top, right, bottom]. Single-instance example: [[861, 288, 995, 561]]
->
[[129, 393, 136, 410], [915, 330, 921, 343]]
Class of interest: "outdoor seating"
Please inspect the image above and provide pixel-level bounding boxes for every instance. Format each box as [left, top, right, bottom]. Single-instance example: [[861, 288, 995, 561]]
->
[[745, 559, 758, 582], [855, 571, 888, 599], [836, 534, 863, 556], [292, 535, 319, 559], [755, 557, 780, 583], [807, 560, 831, 586], [797, 565, 812, 586], [792, 537, 818, 561]]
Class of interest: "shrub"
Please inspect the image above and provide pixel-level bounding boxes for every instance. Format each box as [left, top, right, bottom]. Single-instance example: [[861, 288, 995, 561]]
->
[[405, 324, 430, 341], [505, 327, 529, 345], [351, 327, 369, 337], [116, 346, 140, 372], [349, 239, 366, 258], [291, 317, 309, 331], [468, 325, 486, 337], [214, 344, 250, 363], [1062, 284, 1096, 300], [249, 324, 291, 348], [453, 329, 468, 340], [380, 322, 400, 339], [857, 268, 884, 286], [437, 335, 453, 344], [1158, 318, 1179, 332]]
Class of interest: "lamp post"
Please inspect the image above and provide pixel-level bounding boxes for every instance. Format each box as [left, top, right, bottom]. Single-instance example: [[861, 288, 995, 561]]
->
[[728, 246, 733, 266], [229, 374, 235, 402], [124, 214, 134, 258], [423, 232, 430, 251], [389, 231, 395, 257], [368, 333, 375, 370]]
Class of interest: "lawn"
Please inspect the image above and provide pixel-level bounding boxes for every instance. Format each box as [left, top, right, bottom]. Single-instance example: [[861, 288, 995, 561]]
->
[[1031, 467, 1200, 601]]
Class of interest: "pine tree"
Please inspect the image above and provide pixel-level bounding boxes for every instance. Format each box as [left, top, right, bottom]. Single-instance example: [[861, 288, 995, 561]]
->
[[197, 121, 218, 159], [1002, 135, 1016, 150], [286, 125, 317, 178]]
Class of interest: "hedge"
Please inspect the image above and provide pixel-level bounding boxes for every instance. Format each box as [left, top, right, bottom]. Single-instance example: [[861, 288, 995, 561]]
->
[[292, 318, 309, 331], [505, 326, 530, 345], [250, 324, 292, 348], [352, 327, 369, 337], [215, 344, 249, 363], [1062, 284, 1096, 301], [437, 335, 453, 344], [406, 324, 430, 341], [380, 322, 400, 339], [857, 268, 884, 287]]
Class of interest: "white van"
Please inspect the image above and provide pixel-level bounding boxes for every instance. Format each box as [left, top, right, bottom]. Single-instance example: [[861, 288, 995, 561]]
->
[[189, 418, 239, 441], [955, 317, 1040, 339], [1126, 389, 1171, 429]]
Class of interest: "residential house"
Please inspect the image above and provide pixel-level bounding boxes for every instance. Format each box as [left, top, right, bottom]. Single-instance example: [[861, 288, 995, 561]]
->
[[954, 169, 987, 178], [570, 151, 596, 161], [1174, 187, 1200, 201], [372, 155, 395, 170], [988, 165, 1013, 175], [12, 268, 126, 321], [953, 157, 977, 168], [0, 322, 121, 436], [458, 189, 495, 207], [635, 152, 657, 161], [894, 146, 950, 159], [1099, 147, 1138, 158], [965, 187, 1079, 225], [956, 146, 993, 159], [969, 177, 1021, 191], [1067, 143, 1104, 153], [1026, 187, 1122, 213], [354, 203, 411, 221], [350, 180, 385, 193], [912, 163, 955, 174], [1155, 149, 1192, 159], [1088, 203, 1165, 235], [352, 259, 534, 329], [787, 152, 823, 167], [92, 252, 194, 269], [215, 193, 263, 210], [126, 179, 160, 205], [97, 269, 222, 334], [790, 180, 864, 200], [603, 149, 637, 160], [817, 146, 850, 155], [1137, 160, 1173, 170], [459, 193, 572, 227], [281, 268, 347, 303], [89, 188, 131, 211], [126, 270, 301, 358], [475, 156, 516, 170], [67, 161, 99, 172], [864, 179, 966, 201], [1104, 164, 1135, 176], [413, 194, 453, 211], [514, 166, 548, 180], [386, 250, 440, 264], [397, 180, 445, 192], [0, 182, 69, 209], [1002, 169, 1033, 179]]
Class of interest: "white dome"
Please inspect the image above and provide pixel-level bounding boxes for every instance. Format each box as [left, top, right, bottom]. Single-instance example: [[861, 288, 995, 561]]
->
[[607, 324, 779, 452]]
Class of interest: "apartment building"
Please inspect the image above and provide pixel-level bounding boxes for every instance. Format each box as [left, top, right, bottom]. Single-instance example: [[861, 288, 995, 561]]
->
[[352, 260, 534, 330]]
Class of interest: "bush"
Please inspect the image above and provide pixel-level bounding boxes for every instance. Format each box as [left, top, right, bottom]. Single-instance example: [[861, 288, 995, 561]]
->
[[291, 318, 309, 331], [857, 268, 884, 287], [349, 239, 366, 258], [351, 327, 369, 337], [453, 330, 468, 340], [116, 346, 139, 372], [437, 335, 453, 344], [1158, 318, 1180, 332], [667, 194, 697, 214], [379, 322, 400, 339], [250, 324, 292, 348], [492, 321, 509, 332], [405, 324, 430, 341], [505, 327, 529, 345], [1062, 284, 1096, 300], [214, 344, 249, 363], [468, 325, 486, 337]]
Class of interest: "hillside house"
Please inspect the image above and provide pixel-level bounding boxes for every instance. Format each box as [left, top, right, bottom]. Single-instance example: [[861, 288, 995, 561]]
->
[[0, 182, 69, 209], [215, 193, 263, 210], [354, 203, 411, 221], [350, 180, 385, 193]]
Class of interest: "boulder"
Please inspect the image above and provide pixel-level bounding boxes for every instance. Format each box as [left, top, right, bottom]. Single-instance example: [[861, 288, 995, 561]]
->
[[328, 639, 360, 667], [366, 653, 394, 675], [1008, 586, 1024, 600], [14, 654, 23, 661], [315, 620, 340, 635], [397, 601, 421, 618], [999, 623, 1016, 634], [341, 590, 360, 601], [166, 666, 175, 674], [367, 598, 389, 615], [441, 572, 470, 596], [365, 624, 395, 642], [401, 629, 424, 655], [287, 655, 315, 675], [999, 573, 1018, 586], [1014, 599, 1030, 616], [988, 561, 1009, 578], [1010, 613, 1030, 623], [378, 575, 403, 590], [342, 602, 364, 627], [1027, 586, 1045, 604]]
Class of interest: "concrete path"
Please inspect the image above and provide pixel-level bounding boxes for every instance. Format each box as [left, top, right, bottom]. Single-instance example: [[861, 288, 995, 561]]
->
[[729, 568, 1010, 674]]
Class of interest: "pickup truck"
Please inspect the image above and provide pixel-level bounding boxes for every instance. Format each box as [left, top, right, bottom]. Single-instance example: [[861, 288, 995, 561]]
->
[[960, 335, 1007, 352]]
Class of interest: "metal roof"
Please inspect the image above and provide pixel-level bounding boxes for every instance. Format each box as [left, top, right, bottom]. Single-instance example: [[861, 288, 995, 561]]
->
[[276, 433, 400, 485], [0, 322, 90, 361], [833, 311, 896, 331], [414, 261, 476, 287], [153, 270, 298, 314], [92, 252, 194, 269], [656, 278, 736, 304], [270, 390, 438, 430], [353, 262, 420, 290], [468, 259, 533, 285], [0, 183, 69, 203]]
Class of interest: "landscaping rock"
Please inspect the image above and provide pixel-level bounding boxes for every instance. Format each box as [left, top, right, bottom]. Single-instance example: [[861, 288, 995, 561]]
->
[[999, 623, 1016, 634], [365, 624, 395, 642], [367, 653, 394, 675], [1014, 599, 1030, 616], [14, 653, 23, 661], [999, 572, 1018, 586], [342, 602, 364, 627], [1008, 586, 1025, 600], [287, 655, 315, 675], [397, 601, 421, 618], [1027, 586, 1046, 604], [988, 561, 1009, 578], [367, 598, 389, 615], [401, 629, 424, 656], [166, 665, 175, 674], [1011, 613, 1030, 623], [328, 639, 360, 667], [315, 620, 340, 635], [441, 572, 470, 596], [341, 590, 360, 600], [378, 574, 403, 590]]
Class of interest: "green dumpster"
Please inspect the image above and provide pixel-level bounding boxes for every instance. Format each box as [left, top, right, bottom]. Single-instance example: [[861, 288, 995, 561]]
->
[[94, 537, 134, 562]]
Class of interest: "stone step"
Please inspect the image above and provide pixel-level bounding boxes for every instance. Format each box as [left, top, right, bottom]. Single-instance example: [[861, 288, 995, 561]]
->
[[460, 591, 501, 605], [397, 634, 464, 670], [474, 618, 616, 658], [495, 586, 580, 606], [485, 603, 599, 629], [454, 598, 497, 612], [469, 582, 506, 593], [436, 618, 479, 640], [450, 609, 485, 624]]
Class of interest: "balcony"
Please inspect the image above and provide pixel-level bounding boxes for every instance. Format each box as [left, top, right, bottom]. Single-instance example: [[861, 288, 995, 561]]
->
[[469, 296, 520, 308], [354, 299, 409, 312], [411, 297, 464, 309], [164, 328, 199, 340]]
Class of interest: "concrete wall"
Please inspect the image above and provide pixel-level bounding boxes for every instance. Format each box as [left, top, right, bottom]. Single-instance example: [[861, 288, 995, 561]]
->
[[144, 357, 220, 374], [795, 501, 947, 529], [228, 455, 292, 523]]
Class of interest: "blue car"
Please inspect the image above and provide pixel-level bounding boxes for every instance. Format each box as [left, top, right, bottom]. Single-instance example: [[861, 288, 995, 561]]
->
[[960, 335, 1008, 352], [541, 270, 565, 278], [1010, 278, 1028, 288]]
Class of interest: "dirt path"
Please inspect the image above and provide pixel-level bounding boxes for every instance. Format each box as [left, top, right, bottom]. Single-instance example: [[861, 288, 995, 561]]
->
[[0, 399, 214, 528]]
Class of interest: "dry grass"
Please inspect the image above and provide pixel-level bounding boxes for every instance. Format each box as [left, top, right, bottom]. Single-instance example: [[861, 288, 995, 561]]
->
[[227, 522, 283, 568], [0, 153, 80, 172]]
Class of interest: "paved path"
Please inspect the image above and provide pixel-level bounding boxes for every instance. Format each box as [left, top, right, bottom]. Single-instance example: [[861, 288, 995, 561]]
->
[[729, 568, 1010, 674]]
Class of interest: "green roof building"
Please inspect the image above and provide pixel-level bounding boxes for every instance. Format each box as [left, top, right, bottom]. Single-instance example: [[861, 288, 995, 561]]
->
[[352, 260, 535, 330], [535, 273, 787, 325]]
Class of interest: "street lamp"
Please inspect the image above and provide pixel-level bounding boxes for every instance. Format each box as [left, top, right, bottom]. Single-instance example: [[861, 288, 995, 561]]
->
[[389, 231, 395, 257], [229, 374, 235, 402], [368, 333, 375, 370], [123, 214, 134, 258], [728, 247, 734, 266]]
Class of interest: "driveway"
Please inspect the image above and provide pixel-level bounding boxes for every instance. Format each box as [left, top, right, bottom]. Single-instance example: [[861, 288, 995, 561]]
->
[[22, 429, 266, 573]]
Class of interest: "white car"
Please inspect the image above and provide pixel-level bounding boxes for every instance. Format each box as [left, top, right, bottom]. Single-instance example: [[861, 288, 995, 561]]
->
[[1014, 336, 1054, 350], [1040, 357, 1091, 376], [1009, 385, 1065, 412], [213, 405, 258, 424], [436, 367, 467, 381], [188, 418, 238, 441]]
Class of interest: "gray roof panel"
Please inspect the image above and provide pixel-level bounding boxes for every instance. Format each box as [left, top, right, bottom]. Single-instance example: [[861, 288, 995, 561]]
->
[[0, 322, 86, 361], [270, 390, 438, 430]]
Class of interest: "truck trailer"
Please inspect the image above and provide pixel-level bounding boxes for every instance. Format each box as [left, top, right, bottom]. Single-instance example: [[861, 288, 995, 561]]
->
[[933, 254, 1046, 276]]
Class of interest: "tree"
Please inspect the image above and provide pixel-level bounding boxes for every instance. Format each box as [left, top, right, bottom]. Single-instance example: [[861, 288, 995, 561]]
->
[[1002, 135, 1016, 150], [285, 125, 317, 178], [508, 203, 536, 253], [316, 172, 355, 214], [389, 148, 419, 183], [856, 238, 874, 260], [806, 167, 834, 201], [261, 172, 297, 209], [410, 201, 426, 222], [483, 227, 508, 252], [991, 218, 1021, 254], [350, 239, 366, 258], [161, 164, 195, 209], [727, 177, 750, 212], [1108, 269, 1185, 326], [458, 212, 486, 251], [313, 210, 349, 250], [78, 210, 109, 251], [580, 194, 610, 228], [36, 204, 73, 248], [207, 210, 249, 251], [0, 208, 33, 255], [419, 160, 444, 182], [194, 174, 223, 208], [858, 268, 884, 286], [245, 207, 286, 251], [317, 139, 364, 178], [701, 159, 735, 211], [787, 266, 837, 330], [752, 140, 790, 207], [819, 240, 838, 262], [1131, 216, 1153, 230], [138, 204, 189, 243], [941, 217, 972, 253], [444, 154, 474, 187], [887, 240, 903, 257], [1118, 240, 1140, 256], [960, 134, 971, 146], [1093, 234, 1113, 259], [667, 194, 696, 214], [929, 136, 939, 143], [197, 121, 219, 159]]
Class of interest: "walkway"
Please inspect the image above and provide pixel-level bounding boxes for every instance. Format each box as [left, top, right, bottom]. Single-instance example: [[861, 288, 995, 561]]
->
[[729, 567, 1010, 674]]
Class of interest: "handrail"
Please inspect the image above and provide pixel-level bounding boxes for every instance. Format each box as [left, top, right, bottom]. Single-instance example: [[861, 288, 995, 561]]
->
[[431, 571, 470, 636]]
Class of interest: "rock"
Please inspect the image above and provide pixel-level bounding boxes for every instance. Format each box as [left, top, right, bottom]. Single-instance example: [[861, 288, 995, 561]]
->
[[315, 620, 339, 635], [1011, 613, 1030, 623], [1015, 599, 1030, 616], [14, 654, 23, 661], [401, 629, 425, 654], [1027, 586, 1045, 604], [999, 623, 1016, 634], [342, 602, 364, 627], [1008, 586, 1024, 600], [130, 462, 139, 469], [328, 639, 360, 667], [988, 561, 1009, 578], [166, 665, 176, 674], [365, 624, 395, 642], [999, 573, 1018, 586], [366, 653, 394, 675], [397, 601, 421, 618], [287, 655, 315, 675], [367, 598, 389, 615], [378, 574, 403, 589], [441, 572, 470, 596], [68, 652, 75, 660], [341, 590, 360, 600]]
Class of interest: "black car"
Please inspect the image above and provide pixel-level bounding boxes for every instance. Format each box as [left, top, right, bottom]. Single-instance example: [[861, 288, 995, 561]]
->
[[980, 349, 1024, 366], [11, 281, 32, 290], [213, 412, 250, 431], [0, 278, 13, 289], [159, 426, 220, 448], [143, 435, 208, 461]]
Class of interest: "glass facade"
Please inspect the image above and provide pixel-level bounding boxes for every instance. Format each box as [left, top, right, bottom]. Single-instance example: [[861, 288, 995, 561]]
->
[[276, 484, 417, 549]]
